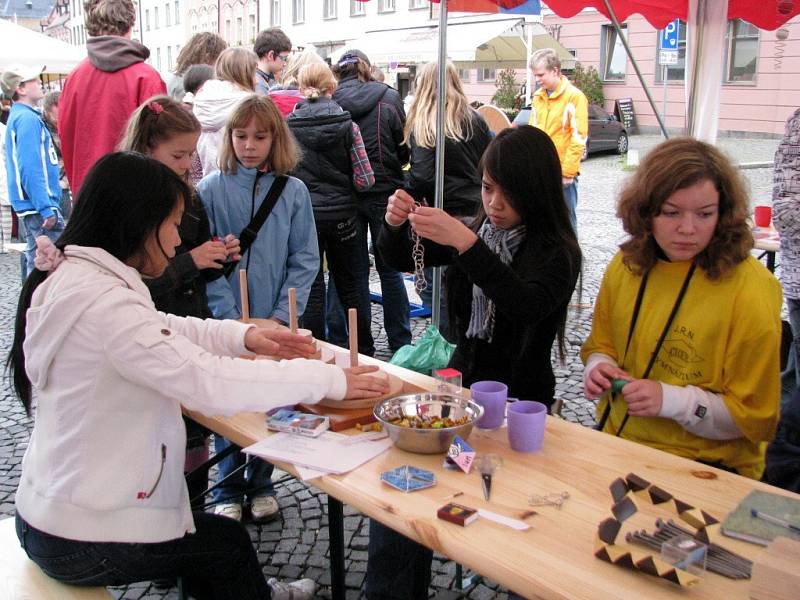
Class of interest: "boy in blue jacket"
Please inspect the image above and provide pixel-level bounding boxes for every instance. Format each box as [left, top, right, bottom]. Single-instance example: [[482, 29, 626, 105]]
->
[[2, 65, 64, 276]]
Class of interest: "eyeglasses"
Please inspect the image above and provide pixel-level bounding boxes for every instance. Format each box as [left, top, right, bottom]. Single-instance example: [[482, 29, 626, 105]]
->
[[276, 53, 290, 63]]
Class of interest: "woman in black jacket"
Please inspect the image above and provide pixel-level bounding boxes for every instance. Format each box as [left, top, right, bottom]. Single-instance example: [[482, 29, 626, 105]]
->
[[367, 126, 581, 599], [288, 62, 376, 355], [401, 61, 492, 338], [331, 49, 412, 354]]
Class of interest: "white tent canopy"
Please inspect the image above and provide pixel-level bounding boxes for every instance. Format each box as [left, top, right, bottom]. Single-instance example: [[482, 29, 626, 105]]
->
[[329, 17, 575, 70], [0, 18, 86, 74]]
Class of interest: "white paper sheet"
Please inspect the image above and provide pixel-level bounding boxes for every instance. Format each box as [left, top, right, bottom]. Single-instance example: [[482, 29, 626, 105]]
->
[[243, 431, 392, 475]]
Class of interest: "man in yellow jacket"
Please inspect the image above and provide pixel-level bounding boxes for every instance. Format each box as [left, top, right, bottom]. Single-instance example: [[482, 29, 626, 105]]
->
[[527, 48, 588, 231]]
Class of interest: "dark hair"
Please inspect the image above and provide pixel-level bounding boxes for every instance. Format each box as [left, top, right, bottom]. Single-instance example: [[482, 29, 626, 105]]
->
[[174, 32, 228, 76], [253, 27, 292, 59], [7, 152, 190, 413], [183, 64, 215, 95], [475, 125, 582, 358], [331, 48, 372, 83], [617, 137, 752, 279]]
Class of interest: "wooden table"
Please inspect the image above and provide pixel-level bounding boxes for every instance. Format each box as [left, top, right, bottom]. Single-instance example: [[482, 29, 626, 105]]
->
[[187, 348, 798, 600], [753, 227, 780, 272]]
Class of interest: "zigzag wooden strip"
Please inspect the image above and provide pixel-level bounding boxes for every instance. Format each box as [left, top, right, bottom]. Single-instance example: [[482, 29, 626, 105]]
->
[[594, 539, 701, 587], [611, 494, 639, 522], [598, 517, 622, 544], [609, 478, 628, 503], [622, 473, 720, 527]]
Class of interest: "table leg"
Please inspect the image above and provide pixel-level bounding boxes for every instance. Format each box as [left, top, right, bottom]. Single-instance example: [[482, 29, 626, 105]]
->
[[328, 495, 346, 600], [767, 251, 776, 273]]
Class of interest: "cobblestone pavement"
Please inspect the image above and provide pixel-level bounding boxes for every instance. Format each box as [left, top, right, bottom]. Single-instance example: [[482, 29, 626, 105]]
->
[[0, 133, 779, 599]]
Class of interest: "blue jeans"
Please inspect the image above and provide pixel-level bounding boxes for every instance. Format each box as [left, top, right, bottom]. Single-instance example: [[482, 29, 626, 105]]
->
[[365, 519, 432, 600], [211, 435, 274, 504], [781, 297, 800, 409], [563, 178, 578, 233], [419, 266, 452, 342], [22, 211, 65, 278], [328, 200, 411, 353], [305, 214, 374, 356], [15, 512, 270, 599]]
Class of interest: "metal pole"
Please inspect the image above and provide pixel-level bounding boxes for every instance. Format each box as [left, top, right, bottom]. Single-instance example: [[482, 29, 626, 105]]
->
[[662, 64, 668, 126], [431, 0, 447, 330], [601, 0, 669, 138], [686, 0, 706, 137], [525, 21, 533, 107]]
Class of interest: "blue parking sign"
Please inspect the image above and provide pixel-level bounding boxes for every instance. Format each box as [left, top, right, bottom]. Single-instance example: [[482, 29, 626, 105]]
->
[[660, 19, 680, 50]]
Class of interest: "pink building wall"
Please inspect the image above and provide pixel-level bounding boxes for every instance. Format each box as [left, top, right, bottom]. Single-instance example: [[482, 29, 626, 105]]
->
[[543, 11, 800, 136]]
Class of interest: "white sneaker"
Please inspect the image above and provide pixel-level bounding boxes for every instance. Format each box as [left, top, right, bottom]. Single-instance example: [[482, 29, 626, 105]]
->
[[213, 502, 243, 521], [250, 495, 280, 522], [267, 577, 317, 600]]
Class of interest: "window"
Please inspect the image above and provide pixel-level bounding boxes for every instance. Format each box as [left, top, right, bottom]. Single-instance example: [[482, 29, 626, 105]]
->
[[165, 3, 171, 26], [476, 68, 495, 82], [236, 17, 242, 43], [292, 0, 304, 23], [211, 19, 217, 31], [225, 18, 231, 40], [457, 68, 470, 82], [156, 47, 162, 70], [249, 14, 256, 41], [175, 1, 180, 23], [725, 19, 759, 82], [154, 6, 159, 28], [409, 0, 426, 8], [271, 0, 280, 25], [145, 8, 150, 30], [350, 0, 365, 15], [324, 0, 336, 19], [655, 20, 687, 82], [167, 46, 172, 69], [378, 0, 394, 13], [600, 24, 627, 81]]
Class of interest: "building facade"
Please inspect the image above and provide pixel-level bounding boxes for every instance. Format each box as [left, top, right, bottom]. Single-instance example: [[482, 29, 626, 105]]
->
[[139, 0, 185, 76], [40, 0, 71, 42], [543, 8, 800, 137]]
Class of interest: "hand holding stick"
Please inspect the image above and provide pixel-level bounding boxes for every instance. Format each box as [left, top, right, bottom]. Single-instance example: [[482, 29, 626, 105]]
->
[[239, 269, 250, 322]]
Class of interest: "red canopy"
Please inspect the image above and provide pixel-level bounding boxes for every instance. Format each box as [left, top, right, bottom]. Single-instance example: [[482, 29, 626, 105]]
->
[[426, 0, 800, 31]]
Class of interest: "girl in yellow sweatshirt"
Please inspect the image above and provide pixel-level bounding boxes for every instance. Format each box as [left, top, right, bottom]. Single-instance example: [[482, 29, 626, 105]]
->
[[582, 137, 781, 479]]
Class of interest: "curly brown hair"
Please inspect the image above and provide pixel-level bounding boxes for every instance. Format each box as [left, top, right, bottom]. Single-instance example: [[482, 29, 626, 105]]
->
[[617, 137, 753, 280], [83, 0, 135, 36], [174, 33, 228, 76]]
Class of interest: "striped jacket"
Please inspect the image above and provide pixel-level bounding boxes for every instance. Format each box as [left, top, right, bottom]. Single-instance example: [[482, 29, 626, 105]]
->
[[4, 103, 61, 219], [528, 76, 588, 179], [773, 107, 800, 299]]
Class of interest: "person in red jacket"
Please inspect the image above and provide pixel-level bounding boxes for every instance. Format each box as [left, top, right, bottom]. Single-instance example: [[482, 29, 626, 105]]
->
[[58, 0, 165, 195]]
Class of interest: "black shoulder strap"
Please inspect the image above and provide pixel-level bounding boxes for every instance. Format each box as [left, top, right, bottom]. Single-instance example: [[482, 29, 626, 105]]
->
[[223, 174, 288, 277]]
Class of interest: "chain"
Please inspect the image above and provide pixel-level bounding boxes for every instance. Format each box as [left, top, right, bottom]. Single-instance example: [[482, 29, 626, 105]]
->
[[410, 201, 426, 294]]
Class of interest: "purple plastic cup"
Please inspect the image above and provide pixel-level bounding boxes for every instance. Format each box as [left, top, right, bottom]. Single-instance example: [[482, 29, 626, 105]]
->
[[470, 381, 508, 429], [507, 400, 547, 452]]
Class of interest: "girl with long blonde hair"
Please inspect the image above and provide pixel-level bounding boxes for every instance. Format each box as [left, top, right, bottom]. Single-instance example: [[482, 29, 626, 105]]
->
[[399, 60, 491, 336]]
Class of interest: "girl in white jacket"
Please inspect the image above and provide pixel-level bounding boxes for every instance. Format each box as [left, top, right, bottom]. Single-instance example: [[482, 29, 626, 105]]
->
[[193, 47, 257, 178], [9, 151, 387, 600]]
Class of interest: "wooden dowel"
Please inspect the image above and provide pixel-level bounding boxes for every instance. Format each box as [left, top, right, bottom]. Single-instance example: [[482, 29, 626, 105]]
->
[[348, 308, 358, 367], [288, 287, 297, 333], [239, 269, 249, 322]]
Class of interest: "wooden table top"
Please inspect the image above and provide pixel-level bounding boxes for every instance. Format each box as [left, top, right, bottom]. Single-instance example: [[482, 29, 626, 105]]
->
[[187, 344, 798, 600]]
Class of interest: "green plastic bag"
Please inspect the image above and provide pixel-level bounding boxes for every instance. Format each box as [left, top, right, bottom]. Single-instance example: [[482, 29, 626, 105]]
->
[[389, 325, 456, 375]]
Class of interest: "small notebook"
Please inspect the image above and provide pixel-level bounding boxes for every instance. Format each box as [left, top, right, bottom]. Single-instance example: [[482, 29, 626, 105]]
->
[[722, 490, 800, 546]]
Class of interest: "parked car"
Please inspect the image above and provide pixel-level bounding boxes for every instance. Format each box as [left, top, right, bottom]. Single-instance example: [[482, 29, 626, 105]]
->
[[513, 104, 628, 159]]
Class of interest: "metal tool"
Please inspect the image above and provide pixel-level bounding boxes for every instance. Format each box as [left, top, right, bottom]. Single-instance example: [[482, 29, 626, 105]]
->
[[529, 491, 570, 509], [476, 454, 503, 501]]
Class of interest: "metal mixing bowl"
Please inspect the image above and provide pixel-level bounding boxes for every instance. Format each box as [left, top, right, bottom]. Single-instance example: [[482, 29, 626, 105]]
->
[[373, 393, 484, 454]]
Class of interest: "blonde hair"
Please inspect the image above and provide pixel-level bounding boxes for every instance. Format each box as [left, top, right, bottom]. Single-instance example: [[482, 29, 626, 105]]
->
[[218, 94, 299, 175], [298, 63, 336, 100], [617, 137, 752, 280], [214, 47, 257, 92], [119, 96, 200, 155], [280, 49, 324, 89], [83, 0, 135, 36], [405, 61, 474, 149]]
